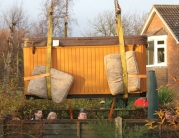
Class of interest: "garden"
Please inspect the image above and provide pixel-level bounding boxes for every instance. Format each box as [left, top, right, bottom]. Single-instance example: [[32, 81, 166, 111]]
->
[[0, 80, 179, 138]]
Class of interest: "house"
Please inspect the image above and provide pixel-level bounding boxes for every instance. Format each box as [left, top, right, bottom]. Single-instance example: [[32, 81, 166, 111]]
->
[[141, 5, 179, 91]]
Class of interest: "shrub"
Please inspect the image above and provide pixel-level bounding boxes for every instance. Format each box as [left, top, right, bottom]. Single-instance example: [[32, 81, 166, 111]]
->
[[157, 85, 176, 108], [89, 119, 157, 138], [0, 89, 25, 118]]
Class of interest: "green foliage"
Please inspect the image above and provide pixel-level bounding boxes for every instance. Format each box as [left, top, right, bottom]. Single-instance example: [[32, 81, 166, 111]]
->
[[20, 98, 104, 112], [134, 106, 144, 110], [122, 97, 137, 109], [19, 98, 69, 119], [20, 98, 68, 111], [123, 123, 157, 138], [89, 119, 118, 138], [146, 108, 179, 138], [19, 98, 108, 119], [0, 88, 25, 118], [98, 97, 137, 110], [89, 119, 157, 138], [71, 98, 102, 109], [19, 98, 147, 119], [158, 85, 176, 108]]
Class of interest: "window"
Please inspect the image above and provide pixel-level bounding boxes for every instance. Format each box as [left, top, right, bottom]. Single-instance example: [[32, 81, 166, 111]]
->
[[146, 35, 167, 67], [146, 41, 154, 65], [157, 48, 164, 63]]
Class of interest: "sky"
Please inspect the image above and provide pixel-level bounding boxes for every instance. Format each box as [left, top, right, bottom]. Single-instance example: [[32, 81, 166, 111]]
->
[[1, 0, 179, 36]]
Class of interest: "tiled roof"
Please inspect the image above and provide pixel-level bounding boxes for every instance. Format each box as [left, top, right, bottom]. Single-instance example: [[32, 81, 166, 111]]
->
[[154, 5, 179, 41]]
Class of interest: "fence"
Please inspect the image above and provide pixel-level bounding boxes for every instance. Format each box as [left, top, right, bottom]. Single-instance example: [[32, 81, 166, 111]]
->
[[1, 118, 122, 138], [1, 117, 178, 138]]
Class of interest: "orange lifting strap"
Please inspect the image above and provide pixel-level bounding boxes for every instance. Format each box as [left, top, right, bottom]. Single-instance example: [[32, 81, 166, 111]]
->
[[108, 98, 116, 119]]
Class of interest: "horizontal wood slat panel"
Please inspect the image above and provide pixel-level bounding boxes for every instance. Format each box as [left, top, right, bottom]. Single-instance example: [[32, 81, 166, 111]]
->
[[23, 44, 147, 96], [22, 36, 147, 47]]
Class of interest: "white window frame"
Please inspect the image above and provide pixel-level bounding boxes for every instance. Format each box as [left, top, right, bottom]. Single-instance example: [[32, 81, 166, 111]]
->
[[146, 35, 167, 67]]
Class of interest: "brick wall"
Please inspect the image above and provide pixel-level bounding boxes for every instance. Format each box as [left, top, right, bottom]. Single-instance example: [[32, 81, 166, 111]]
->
[[147, 67, 168, 87]]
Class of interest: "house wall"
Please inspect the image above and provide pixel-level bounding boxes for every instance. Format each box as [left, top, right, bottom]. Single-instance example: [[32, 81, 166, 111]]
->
[[145, 13, 179, 91], [147, 67, 168, 87]]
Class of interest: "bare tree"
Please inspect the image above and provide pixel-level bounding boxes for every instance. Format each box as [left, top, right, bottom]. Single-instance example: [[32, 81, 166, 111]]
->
[[1, 1, 30, 92], [0, 29, 9, 81], [122, 10, 148, 36], [82, 10, 116, 37], [29, 0, 76, 37], [82, 10, 148, 37]]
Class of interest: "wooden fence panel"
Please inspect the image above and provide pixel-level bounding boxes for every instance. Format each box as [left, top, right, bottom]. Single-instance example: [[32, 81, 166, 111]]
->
[[4, 118, 178, 138], [3, 119, 121, 138], [43, 123, 78, 138]]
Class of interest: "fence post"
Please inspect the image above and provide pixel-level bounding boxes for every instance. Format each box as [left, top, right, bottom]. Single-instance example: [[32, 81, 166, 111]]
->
[[77, 121, 80, 138], [0, 118, 4, 138], [115, 117, 122, 138], [158, 124, 162, 138]]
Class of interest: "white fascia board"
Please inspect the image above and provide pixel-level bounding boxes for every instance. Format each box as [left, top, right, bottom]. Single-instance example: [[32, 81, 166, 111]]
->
[[148, 35, 167, 41]]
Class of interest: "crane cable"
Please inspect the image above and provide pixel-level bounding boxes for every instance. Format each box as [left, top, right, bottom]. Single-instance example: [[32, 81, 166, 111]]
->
[[64, 0, 68, 37], [114, 0, 118, 35], [64, 0, 73, 119]]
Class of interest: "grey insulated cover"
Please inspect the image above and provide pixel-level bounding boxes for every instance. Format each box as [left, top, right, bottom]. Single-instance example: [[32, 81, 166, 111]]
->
[[125, 51, 140, 92], [104, 51, 140, 95], [28, 65, 73, 103], [104, 54, 124, 95]]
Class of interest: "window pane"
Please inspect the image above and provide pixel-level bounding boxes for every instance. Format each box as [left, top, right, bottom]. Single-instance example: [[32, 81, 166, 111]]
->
[[146, 41, 154, 65], [157, 41, 164, 44], [158, 48, 164, 63]]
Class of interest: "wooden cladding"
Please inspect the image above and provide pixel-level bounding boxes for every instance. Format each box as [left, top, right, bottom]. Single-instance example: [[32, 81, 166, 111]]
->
[[23, 42, 147, 96]]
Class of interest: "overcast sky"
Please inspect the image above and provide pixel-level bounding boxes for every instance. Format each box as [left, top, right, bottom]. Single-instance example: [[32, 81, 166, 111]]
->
[[1, 0, 179, 36]]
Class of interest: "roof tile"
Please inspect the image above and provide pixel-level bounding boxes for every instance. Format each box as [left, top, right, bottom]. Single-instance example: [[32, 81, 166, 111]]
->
[[154, 5, 179, 41]]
